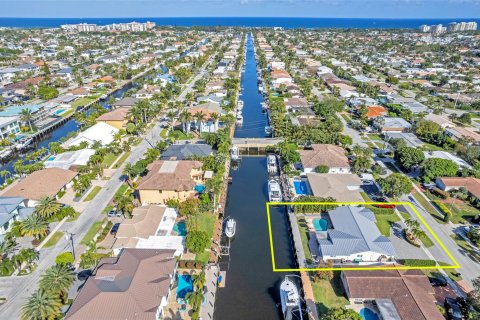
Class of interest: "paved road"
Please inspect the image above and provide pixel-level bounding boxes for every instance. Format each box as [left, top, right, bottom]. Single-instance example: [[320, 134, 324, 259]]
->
[[0, 49, 216, 319]]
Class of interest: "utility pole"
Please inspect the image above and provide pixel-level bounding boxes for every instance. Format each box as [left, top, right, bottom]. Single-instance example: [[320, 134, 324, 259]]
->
[[65, 232, 76, 260]]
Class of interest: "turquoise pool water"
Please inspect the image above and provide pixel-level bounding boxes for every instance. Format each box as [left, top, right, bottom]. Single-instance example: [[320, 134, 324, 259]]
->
[[359, 308, 379, 320], [313, 218, 328, 232], [293, 180, 308, 195], [173, 221, 187, 236], [54, 109, 65, 115], [47, 156, 56, 161], [195, 185, 206, 193]]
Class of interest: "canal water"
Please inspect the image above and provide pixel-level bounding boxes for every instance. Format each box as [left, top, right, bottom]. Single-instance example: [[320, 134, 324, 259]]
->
[[215, 34, 299, 320], [234, 33, 268, 139]]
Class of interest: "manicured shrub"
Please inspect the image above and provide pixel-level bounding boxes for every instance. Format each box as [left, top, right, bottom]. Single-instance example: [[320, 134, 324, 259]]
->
[[432, 200, 453, 222]]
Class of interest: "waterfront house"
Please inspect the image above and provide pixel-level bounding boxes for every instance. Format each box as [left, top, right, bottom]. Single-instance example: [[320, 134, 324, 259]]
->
[[342, 269, 443, 320], [0, 197, 34, 237], [187, 103, 224, 133], [66, 248, 177, 320], [271, 69, 292, 85], [112, 205, 184, 256], [66, 122, 119, 147], [284, 97, 310, 112], [135, 85, 161, 99], [44, 149, 96, 171], [111, 97, 139, 109], [317, 206, 396, 263], [137, 160, 204, 205], [0, 116, 20, 139], [298, 144, 351, 174], [306, 173, 363, 202], [96, 107, 130, 129], [2, 168, 77, 207], [160, 144, 213, 161]]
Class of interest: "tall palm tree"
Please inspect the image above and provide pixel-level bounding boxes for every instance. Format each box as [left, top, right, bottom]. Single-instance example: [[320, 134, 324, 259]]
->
[[39, 264, 75, 301], [18, 248, 39, 270], [210, 112, 220, 132], [20, 109, 34, 132], [123, 163, 136, 183], [21, 289, 62, 320], [179, 110, 192, 134], [21, 214, 49, 240], [194, 111, 206, 132], [186, 290, 204, 311], [192, 270, 206, 291], [34, 197, 62, 219]]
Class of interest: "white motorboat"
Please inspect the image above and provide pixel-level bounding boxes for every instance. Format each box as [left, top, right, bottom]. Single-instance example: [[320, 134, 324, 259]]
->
[[265, 126, 272, 136], [231, 146, 241, 160], [224, 218, 236, 238], [15, 138, 33, 151], [267, 154, 277, 174], [236, 114, 243, 124], [237, 100, 244, 109], [0, 148, 13, 160], [268, 179, 282, 202], [280, 276, 302, 320]]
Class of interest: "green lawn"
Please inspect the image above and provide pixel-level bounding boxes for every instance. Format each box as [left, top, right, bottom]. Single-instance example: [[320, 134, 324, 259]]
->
[[80, 220, 103, 245], [438, 262, 463, 282], [368, 134, 383, 141], [412, 192, 446, 223], [450, 234, 480, 263], [360, 192, 371, 201], [297, 217, 313, 263], [168, 129, 192, 140], [84, 186, 102, 202], [419, 232, 435, 248], [113, 152, 131, 168], [114, 184, 129, 199], [43, 231, 64, 248], [101, 153, 118, 168], [194, 213, 216, 238], [442, 201, 480, 224], [340, 113, 351, 122], [423, 143, 444, 151], [312, 273, 348, 315], [195, 251, 210, 264], [374, 213, 400, 237], [71, 97, 96, 108], [160, 128, 168, 138]]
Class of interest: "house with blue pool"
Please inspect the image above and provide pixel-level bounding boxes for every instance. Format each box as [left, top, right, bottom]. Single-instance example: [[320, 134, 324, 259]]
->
[[113, 205, 185, 256], [342, 269, 443, 320]]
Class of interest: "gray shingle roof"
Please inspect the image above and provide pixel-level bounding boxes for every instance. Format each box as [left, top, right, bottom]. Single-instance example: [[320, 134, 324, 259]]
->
[[160, 144, 213, 160], [318, 206, 396, 257]]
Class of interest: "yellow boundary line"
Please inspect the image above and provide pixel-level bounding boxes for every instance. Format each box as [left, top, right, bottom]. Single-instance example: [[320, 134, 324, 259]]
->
[[265, 201, 461, 272]]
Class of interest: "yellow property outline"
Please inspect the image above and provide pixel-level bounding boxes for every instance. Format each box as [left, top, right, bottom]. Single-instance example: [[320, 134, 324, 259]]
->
[[266, 201, 461, 272]]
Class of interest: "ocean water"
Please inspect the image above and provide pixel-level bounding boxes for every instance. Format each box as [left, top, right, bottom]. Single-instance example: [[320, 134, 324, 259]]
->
[[1, 17, 479, 29]]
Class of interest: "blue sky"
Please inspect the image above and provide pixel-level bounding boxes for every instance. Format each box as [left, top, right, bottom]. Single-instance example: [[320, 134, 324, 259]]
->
[[1, 0, 479, 18]]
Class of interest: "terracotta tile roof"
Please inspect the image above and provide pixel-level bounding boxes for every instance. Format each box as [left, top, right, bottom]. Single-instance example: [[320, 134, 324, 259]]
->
[[366, 106, 387, 118], [137, 160, 202, 192], [299, 144, 349, 169], [437, 177, 480, 199], [343, 269, 443, 320], [115, 205, 167, 239], [66, 248, 176, 320], [96, 107, 130, 122], [2, 168, 77, 200]]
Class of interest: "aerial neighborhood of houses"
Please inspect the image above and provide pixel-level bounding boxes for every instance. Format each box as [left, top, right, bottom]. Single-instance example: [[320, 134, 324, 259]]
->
[[0, 19, 479, 320]]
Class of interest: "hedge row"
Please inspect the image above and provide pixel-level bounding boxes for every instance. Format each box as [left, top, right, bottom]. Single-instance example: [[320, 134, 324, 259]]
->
[[96, 221, 113, 243], [432, 200, 453, 222], [398, 259, 437, 267]]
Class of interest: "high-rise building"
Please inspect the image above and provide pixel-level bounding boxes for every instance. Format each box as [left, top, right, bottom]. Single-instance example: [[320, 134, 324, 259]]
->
[[419, 25, 430, 33]]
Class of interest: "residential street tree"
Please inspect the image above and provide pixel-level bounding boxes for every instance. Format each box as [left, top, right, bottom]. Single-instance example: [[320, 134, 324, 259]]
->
[[378, 173, 412, 198], [396, 146, 425, 171], [421, 158, 458, 182], [34, 197, 62, 219], [21, 289, 62, 320]]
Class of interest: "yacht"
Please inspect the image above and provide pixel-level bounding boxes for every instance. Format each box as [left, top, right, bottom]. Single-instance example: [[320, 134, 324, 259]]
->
[[0, 148, 13, 160], [230, 146, 240, 161], [15, 138, 33, 151], [236, 114, 243, 125], [224, 218, 236, 238], [267, 154, 277, 174], [279, 276, 302, 320], [268, 179, 282, 202]]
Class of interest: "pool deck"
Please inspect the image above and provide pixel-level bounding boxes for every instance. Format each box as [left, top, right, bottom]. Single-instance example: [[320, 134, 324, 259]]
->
[[200, 265, 220, 320]]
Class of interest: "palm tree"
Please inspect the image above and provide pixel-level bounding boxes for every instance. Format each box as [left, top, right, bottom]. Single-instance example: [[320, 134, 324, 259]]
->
[[21, 289, 62, 320], [0, 169, 11, 181], [34, 196, 62, 219], [405, 218, 426, 240], [186, 290, 204, 311], [20, 109, 34, 132], [179, 110, 192, 134], [123, 163, 136, 184], [39, 264, 75, 302], [166, 110, 177, 130], [192, 270, 206, 291], [194, 111, 206, 132], [210, 112, 220, 132], [17, 248, 39, 271], [0, 233, 17, 261], [21, 214, 49, 240], [0, 257, 15, 276]]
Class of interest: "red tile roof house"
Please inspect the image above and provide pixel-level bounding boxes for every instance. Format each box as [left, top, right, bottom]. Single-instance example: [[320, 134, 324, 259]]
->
[[66, 248, 177, 320], [342, 269, 444, 320], [435, 177, 480, 202]]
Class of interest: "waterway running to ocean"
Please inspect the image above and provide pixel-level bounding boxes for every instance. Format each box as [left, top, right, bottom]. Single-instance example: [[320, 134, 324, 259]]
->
[[214, 34, 300, 320]]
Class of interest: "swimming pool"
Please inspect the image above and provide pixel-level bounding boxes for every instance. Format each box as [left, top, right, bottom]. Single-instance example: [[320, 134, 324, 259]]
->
[[173, 221, 187, 236], [176, 274, 193, 299], [313, 218, 328, 232], [47, 156, 56, 161], [54, 109, 65, 115], [195, 184, 206, 193], [293, 180, 308, 195], [359, 308, 380, 320]]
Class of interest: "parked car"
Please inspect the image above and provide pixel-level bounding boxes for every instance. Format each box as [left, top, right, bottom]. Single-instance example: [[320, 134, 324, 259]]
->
[[107, 210, 122, 218], [444, 297, 463, 320], [463, 225, 480, 233], [372, 196, 388, 202], [110, 223, 120, 236], [77, 269, 93, 281], [429, 276, 447, 287]]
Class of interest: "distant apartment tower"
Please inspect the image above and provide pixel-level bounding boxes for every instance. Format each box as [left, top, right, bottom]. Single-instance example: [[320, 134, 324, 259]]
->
[[105, 21, 156, 32], [76, 23, 98, 32], [419, 25, 430, 33], [445, 21, 477, 32]]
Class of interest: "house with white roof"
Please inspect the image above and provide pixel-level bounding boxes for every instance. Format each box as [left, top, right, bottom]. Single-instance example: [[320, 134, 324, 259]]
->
[[44, 149, 96, 171], [65, 122, 119, 147]]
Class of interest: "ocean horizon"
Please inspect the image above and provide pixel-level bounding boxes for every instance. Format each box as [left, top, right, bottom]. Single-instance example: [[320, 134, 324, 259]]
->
[[1, 17, 479, 29]]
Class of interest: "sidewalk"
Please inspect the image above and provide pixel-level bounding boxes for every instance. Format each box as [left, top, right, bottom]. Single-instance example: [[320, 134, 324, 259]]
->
[[200, 265, 219, 320]]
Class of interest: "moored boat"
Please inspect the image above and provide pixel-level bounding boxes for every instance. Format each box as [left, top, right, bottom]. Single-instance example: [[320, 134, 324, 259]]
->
[[267, 154, 277, 174], [225, 218, 236, 238], [280, 276, 301, 320], [268, 179, 282, 202]]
